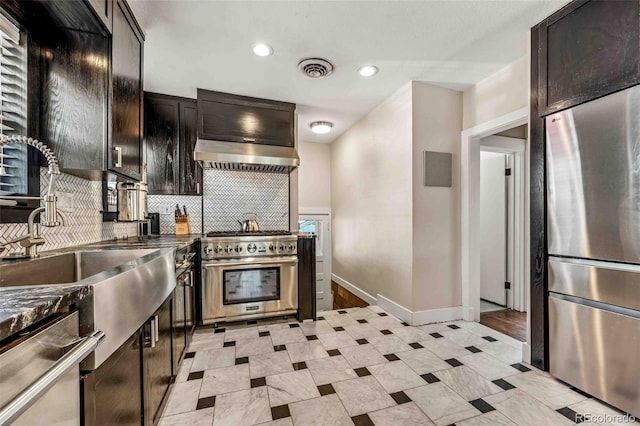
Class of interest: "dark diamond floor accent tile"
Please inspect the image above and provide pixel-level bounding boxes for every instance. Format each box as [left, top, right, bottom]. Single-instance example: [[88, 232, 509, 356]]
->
[[354, 367, 371, 377], [223, 341, 236, 347], [356, 338, 369, 345], [469, 398, 495, 414], [357, 319, 368, 324], [306, 335, 318, 341], [380, 329, 393, 335], [334, 326, 345, 331], [271, 404, 291, 420], [235, 357, 249, 365], [251, 377, 266, 388], [492, 378, 515, 390], [557, 407, 582, 423], [420, 373, 440, 384], [401, 322, 410, 326], [351, 413, 374, 426], [214, 328, 226, 334], [259, 331, 270, 337], [445, 358, 463, 367], [378, 313, 388, 317], [338, 310, 348, 314], [317, 316, 325, 321], [569, 386, 592, 398], [409, 342, 423, 349], [511, 363, 531, 372], [327, 349, 341, 356], [196, 396, 216, 410], [447, 324, 460, 330], [289, 323, 300, 328], [430, 332, 443, 338], [187, 371, 204, 381], [184, 352, 195, 359], [482, 336, 498, 342], [274, 345, 287, 351], [317, 384, 336, 395], [293, 361, 308, 370], [247, 320, 257, 325], [384, 353, 400, 361], [390, 391, 411, 404], [465, 346, 481, 353]]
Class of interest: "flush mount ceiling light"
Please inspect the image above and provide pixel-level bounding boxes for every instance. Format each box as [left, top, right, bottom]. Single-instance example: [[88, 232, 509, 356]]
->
[[253, 43, 273, 57], [310, 121, 333, 134], [358, 65, 378, 77]]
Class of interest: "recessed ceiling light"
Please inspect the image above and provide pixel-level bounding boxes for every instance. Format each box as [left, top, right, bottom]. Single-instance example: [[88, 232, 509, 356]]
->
[[310, 121, 333, 134], [358, 65, 378, 77], [253, 43, 273, 57]]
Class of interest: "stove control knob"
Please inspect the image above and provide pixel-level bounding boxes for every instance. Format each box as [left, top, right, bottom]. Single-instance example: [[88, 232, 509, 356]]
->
[[268, 244, 276, 252], [225, 245, 234, 254], [235, 245, 243, 253], [288, 244, 295, 251], [247, 243, 257, 254], [213, 245, 223, 254], [204, 246, 213, 254], [279, 243, 285, 251]]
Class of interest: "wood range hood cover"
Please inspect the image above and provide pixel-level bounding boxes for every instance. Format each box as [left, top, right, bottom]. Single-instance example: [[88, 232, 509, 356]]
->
[[194, 139, 300, 174]]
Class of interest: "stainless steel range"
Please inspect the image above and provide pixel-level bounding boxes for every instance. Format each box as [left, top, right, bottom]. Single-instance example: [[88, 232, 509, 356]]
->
[[200, 231, 298, 324]]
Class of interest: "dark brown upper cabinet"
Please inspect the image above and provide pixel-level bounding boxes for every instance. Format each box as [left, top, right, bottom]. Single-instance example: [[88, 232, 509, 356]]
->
[[144, 92, 201, 195], [536, 0, 640, 116], [111, 0, 144, 181], [87, 0, 113, 33], [197, 89, 296, 147]]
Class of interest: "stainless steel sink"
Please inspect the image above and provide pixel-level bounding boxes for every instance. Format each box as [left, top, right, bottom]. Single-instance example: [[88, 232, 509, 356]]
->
[[0, 248, 176, 370], [0, 249, 157, 287]]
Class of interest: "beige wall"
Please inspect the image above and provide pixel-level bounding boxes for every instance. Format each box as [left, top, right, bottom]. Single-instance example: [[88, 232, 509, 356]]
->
[[462, 55, 528, 129], [331, 82, 414, 309], [298, 141, 332, 210], [411, 82, 463, 311]]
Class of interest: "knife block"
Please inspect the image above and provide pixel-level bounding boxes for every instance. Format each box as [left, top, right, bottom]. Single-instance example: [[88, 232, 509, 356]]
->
[[175, 215, 191, 235]]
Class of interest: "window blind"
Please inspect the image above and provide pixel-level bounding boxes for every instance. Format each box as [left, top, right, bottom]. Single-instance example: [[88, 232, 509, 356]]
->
[[0, 17, 27, 197]]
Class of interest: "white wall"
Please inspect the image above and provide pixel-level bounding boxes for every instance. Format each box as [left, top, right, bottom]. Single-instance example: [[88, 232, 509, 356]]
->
[[462, 55, 528, 130], [411, 82, 463, 311], [479, 152, 506, 305], [298, 141, 331, 210], [331, 82, 414, 309]]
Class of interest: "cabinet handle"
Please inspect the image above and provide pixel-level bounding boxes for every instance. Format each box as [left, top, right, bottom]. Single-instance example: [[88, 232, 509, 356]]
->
[[154, 315, 159, 343], [149, 318, 156, 348], [189, 270, 194, 287], [242, 138, 256, 143], [196, 183, 200, 193], [114, 146, 122, 168]]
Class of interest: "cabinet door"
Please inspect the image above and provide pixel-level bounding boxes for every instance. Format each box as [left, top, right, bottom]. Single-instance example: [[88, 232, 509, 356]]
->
[[144, 297, 173, 425], [111, 0, 144, 180], [87, 0, 113, 33], [179, 100, 201, 195], [144, 94, 179, 194], [172, 280, 187, 374], [538, 0, 640, 115], [85, 329, 143, 426]]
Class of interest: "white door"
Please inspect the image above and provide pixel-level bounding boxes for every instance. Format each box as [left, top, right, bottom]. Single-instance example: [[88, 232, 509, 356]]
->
[[298, 214, 331, 312]]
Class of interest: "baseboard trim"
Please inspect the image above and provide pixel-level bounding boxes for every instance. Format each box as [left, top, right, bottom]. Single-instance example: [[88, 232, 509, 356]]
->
[[376, 294, 412, 323], [331, 274, 377, 305], [376, 294, 463, 326], [522, 342, 531, 364]]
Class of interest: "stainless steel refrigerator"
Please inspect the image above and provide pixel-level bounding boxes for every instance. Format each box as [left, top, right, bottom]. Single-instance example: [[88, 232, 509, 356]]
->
[[547, 84, 640, 417]]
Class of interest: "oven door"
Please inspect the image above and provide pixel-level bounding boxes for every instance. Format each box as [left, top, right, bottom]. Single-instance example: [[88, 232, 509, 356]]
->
[[201, 256, 298, 323]]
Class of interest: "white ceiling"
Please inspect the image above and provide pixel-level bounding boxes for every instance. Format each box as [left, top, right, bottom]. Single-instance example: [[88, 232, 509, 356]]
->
[[129, 0, 567, 143]]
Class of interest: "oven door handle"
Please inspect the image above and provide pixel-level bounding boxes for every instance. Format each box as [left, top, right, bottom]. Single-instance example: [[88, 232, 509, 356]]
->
[[202, 256, 298, 268]]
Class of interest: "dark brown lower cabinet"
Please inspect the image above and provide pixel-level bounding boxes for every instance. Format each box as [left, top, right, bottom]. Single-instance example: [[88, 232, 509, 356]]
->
[[82, 330, 143, 426], [144, 295, 174, 425], [172, 280, 187, 374], [297, 235, 317, 321]]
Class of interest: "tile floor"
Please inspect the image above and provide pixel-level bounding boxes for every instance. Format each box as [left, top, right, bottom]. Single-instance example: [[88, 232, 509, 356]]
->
[[160, 306, 631, 426]]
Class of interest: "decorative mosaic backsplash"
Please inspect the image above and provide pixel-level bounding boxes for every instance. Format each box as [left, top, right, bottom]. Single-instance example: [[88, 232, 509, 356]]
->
[[0, 168, 137, 254], [147, 195, 202, 235], [202, 169, 289, 232]]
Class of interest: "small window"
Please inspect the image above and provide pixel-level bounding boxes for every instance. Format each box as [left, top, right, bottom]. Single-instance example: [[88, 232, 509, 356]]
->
[[0, 14, 27, 199]]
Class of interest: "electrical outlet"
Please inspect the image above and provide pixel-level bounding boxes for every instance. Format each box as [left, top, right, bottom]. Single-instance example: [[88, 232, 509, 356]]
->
[[160, 205, 172, 215], [57, 191, 74, 212]]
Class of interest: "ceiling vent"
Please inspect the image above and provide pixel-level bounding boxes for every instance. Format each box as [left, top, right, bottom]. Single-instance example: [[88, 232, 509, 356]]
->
[[298, 58, 334, 78]]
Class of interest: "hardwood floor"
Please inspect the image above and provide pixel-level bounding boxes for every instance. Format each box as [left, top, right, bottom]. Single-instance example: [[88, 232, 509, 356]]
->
[[480, 309, 527, 342], [331, 281, 369, 310]]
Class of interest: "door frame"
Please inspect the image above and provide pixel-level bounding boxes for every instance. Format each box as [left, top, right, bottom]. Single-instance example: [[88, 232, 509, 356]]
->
[[460, 107, 531, 361], [299, 207, 332, 310]]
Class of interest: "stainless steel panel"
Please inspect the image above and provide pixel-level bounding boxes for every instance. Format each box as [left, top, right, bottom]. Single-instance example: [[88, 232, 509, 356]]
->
[[0, 312, 80, 425], [549, 296, 640, 416], [201, 256, 298, 324], [549, 258, 640, 311], [546, 85, 640, 263]]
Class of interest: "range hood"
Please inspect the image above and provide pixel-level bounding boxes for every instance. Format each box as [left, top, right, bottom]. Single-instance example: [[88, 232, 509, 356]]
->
[[194, 139, 300, 174]]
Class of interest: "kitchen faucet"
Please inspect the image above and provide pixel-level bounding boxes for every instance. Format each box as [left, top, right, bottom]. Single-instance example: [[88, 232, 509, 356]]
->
[[0, 135, 66, 258]]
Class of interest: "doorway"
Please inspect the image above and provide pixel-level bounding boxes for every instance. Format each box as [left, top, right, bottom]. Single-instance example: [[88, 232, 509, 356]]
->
[[298, 208, 332, 312]]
